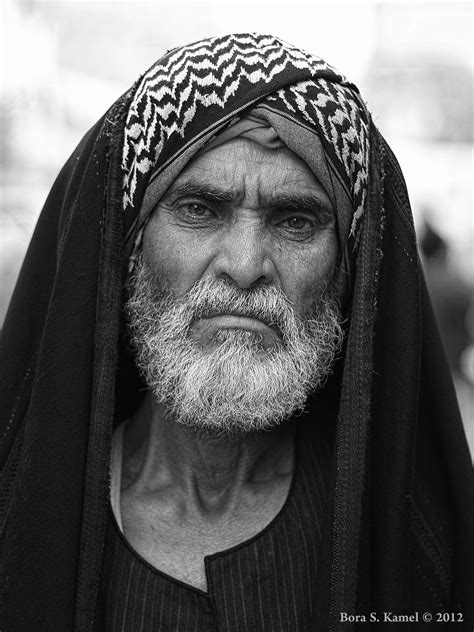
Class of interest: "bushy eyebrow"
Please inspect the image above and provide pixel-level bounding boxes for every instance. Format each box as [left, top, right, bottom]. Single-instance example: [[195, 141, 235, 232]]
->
[[270, 194, 334, 219], [165, 181, 236, 204], [165, 179, 334, 217]]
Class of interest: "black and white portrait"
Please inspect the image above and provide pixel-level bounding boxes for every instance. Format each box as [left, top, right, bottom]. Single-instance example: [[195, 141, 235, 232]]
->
[[0, 2, 473, 630]]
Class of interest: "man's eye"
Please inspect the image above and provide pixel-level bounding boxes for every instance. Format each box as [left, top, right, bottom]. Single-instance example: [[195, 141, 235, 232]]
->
[[283, 217, 310, 230], [276, 214, 321, 240], [279, 216, 315, 233], [176, 202, 214, 221]]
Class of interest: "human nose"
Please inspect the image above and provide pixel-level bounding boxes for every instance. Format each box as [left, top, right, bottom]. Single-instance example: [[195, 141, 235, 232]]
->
[[212, 220, 275, 290]]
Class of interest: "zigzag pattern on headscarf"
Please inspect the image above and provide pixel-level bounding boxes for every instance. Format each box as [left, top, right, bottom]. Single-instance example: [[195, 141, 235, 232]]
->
[[121, 33, 361, 213]]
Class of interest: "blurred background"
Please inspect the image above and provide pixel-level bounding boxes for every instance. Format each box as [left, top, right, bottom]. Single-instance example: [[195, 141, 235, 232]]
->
[[0, 0, 473, 455]]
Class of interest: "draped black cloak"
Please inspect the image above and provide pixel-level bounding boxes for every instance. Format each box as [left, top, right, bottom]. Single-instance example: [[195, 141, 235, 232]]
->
[[0, 34, 473, 631]]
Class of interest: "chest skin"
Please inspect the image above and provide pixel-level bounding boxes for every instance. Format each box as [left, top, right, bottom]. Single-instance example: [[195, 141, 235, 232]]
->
[[120, 474, 292, 592]]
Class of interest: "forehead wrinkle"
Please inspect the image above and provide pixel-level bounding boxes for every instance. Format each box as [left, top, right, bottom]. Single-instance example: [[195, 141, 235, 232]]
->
[[227, 141, 331, 209], [166, 139, 331, 211]]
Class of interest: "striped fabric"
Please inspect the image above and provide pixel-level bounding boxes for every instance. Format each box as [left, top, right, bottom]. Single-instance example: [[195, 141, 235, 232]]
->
[[99, 424, 331, 631]]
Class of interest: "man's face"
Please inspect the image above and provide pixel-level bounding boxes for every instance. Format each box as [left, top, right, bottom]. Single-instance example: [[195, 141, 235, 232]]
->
[[142, 139, 339, 344], [127, 139, 342, 432]]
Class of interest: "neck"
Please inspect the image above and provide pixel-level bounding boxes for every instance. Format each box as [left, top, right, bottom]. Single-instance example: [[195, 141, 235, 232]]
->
[[121, 392, 296, 515]]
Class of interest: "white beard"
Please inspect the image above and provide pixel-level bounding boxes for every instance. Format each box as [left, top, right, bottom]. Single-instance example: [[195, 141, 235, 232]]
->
[[125, 257, 343, 433]]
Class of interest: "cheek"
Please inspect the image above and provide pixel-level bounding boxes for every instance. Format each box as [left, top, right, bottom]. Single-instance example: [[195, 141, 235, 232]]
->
[[277, 237, 338, 311], [141, 219, 210, 294]]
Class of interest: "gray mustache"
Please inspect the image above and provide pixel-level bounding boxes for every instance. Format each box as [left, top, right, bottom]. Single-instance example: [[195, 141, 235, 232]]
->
[[179, 284, 296, 334]]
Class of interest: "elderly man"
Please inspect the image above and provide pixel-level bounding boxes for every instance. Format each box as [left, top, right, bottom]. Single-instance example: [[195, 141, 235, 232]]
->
[[0, 34, 473, 631]]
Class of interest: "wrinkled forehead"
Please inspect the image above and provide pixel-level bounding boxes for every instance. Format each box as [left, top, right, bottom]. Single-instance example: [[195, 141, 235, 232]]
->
[[162, 137, 334, 213]]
